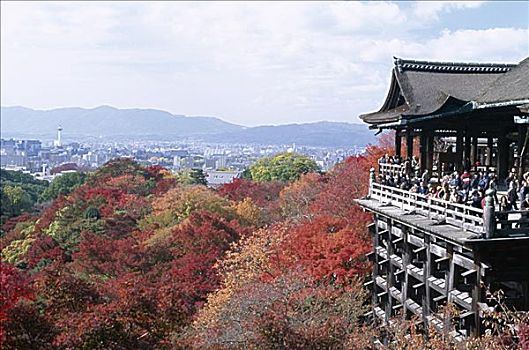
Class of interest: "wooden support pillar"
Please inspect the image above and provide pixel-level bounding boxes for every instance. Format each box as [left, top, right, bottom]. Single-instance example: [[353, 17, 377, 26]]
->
[[470, 251, 483, 337], [471, 136, 478, 169], [497, 133, 509, 182], [406, 131, 414, 160], [422, 234, 431, 339], [518, 126, 528, 182], [456, 129, 464, 172], [427, 133, 434, 175], [395, 130, 402, 159], [445, 244, 455, 333], [464, 131, 471, 171], [402, 228, 411, 321], [420, 133, 427, 174], [386, 220, 395, 324], [372, 215, 380, 310]]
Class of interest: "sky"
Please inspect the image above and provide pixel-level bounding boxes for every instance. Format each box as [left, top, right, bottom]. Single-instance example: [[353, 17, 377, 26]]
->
[[1, 1, 528, 127]]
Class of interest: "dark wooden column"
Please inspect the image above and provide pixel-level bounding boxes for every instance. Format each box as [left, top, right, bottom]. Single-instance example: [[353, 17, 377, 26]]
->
[[406, 131, 414, 160], [455, 129, 464, 172], [444, 244, 455, 332], [427, 132, 435, 174], [402, 228, 411, 321], [420, 233, 431, 341], [518, 126, 528, 182], [372, 216, 380, 309], [497, 133, 509, 182], [470, 251, 483, 337], [395, 130, 402, 159], [471, 136, 478, 169], [386, 220, 395, 323], [420, 133, 427, 174], [464, 131, 472, 171]]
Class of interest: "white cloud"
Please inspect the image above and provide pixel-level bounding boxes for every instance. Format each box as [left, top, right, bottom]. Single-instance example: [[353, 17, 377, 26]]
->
[[1, 1, 527, 126], [413, 1, 485, 20], [426, 28, 529, 61]]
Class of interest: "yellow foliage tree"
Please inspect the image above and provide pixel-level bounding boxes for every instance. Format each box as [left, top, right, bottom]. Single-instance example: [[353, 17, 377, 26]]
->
[[232, 197, 263, 227], [141, 185, 237, 231]]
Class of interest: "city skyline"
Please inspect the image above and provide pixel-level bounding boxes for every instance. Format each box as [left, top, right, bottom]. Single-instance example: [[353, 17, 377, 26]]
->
[[2, 1, 528, 127]]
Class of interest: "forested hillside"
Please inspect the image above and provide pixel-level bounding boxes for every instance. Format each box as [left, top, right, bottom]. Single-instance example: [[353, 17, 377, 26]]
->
[[0, 170, 49, 225], [1, 138, 527, 349]]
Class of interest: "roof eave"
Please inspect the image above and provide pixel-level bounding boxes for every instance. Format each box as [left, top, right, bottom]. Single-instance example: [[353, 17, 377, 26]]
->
[[475, 99, 529, 110], [400, 102, 476, 125]]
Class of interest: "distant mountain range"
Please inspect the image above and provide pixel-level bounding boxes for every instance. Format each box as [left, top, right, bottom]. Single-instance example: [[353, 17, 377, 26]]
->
[[0, 106, 375, 147], [202, 121, 375, 147]]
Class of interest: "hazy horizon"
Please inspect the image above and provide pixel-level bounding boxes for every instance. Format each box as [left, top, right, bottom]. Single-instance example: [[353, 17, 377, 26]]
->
[[1, 1, 528, 127], [0, 104, 361, 128]]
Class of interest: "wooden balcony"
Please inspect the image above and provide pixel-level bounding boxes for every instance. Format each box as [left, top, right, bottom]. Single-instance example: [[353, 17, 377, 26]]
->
[[369, 182, 484, 235], [363, 175, 529, 239]]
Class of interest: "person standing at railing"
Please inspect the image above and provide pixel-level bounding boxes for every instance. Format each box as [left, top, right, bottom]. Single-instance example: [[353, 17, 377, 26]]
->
[[417, 181, 429, 195], [461, 171, 471, 190], [488, 174, 499, 205], [500, 195, 514, 211], [507, 181, 518, 210], [506, 168, 517, 188], [521, 194, 529, 210], [399, 175, 412, 191], [427, 184, 437, 199], [378, 154, 389, 165], [470, 190, 483, 209], [403, 159, 412, 178], [449, 171, 461, 189], [518, 180, 529, 203], [436, 183, 451, 201], [471, 173, 481, 190], [450, 190, 464, 204], [421, 169, 430, 185], [411, 155, 419, 172], [385, 174, 395, 187], [478, 171, 490, 190]]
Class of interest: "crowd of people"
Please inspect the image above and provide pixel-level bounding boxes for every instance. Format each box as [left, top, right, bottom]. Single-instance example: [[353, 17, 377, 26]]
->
[[377, 154, 526, 212]]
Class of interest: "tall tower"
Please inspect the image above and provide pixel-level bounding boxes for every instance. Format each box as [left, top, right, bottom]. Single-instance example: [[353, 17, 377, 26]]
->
[[55, 125, 63, 147]]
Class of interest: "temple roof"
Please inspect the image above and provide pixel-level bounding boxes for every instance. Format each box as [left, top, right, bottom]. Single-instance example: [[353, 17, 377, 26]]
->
[[476, 57, 529, 103], [360, 57, 528, 127]]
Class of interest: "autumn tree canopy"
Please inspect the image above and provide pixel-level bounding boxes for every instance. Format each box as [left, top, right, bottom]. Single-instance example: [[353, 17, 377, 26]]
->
[[1, 141, 524, 349], [249, 152, 320, 182]]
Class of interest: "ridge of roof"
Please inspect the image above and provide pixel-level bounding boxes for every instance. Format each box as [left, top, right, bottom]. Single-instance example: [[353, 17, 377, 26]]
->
[[393, 57, 516, 74]]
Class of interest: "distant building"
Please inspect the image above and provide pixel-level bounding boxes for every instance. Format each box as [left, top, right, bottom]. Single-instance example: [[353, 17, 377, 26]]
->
[[215, 155, 227, 169], [54, 125, 63, 147], [206, 170, 241, 188], [0, 138, 42, 168]]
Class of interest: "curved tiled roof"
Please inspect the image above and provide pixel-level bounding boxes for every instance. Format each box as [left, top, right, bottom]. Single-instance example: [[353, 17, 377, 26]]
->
[[476, 57, 529, 103], [359, 57, 527, 126]]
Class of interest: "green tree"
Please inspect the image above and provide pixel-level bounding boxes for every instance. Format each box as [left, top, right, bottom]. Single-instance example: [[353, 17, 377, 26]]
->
[[1, 185, 33, 218], [176, 168, 207, 186], [249, 153, 320, 182], [40, 172, 87, 202], [0, 169, 48, 224]]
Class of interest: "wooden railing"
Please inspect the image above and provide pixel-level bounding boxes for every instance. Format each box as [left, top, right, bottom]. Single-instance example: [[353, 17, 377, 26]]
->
[[368, 167, 529, 238], [369, 182, 484, 234]]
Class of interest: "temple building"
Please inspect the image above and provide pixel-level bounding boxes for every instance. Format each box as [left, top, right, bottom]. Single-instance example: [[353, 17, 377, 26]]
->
[[356, 57, 529, 340]]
